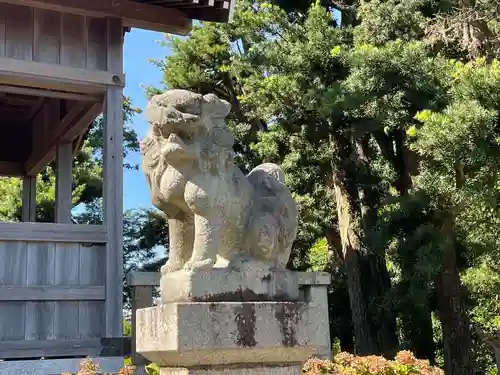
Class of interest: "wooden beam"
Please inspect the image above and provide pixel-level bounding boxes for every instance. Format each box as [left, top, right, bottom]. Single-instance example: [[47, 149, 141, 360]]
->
[[0, 357, 124, 374], [25, 97, 46, 124], [73, 131, 87, 157], [104, 17, 124, 339], [0, 56, 124, 94], [100, 337, 132, 357], [21, 176, 37, 222], [0, 84, 103, 102], [0, 162, 24, 177], [55, 143, 73, 223], [2, 0, 192, 35], [228, 0, 236, 22], [25, 102, 86, 175], [0, 222, 107, 242], [61, 102, 103, 142], [173, 0, 232, 22], [26, 101, 103, 176], [0, 339, 102, 359], [0, 285, 105, 301]]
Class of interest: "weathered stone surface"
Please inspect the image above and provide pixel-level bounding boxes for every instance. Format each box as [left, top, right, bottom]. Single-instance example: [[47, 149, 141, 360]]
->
[[158, 365, 302, 375], [135, 302, 319, 368], [300, 285, 331, 359], [296, 272, 331, 286], [160, 261, 299, 303], [140, 89, 298, 272]]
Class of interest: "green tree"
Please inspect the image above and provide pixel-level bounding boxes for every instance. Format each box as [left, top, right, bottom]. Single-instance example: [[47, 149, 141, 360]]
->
[[409, 58, 500, 374], [151, 1, 500, 373]]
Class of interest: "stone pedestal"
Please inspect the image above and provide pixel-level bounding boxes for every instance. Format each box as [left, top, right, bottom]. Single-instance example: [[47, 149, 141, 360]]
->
[[136, 301, 318, 374], [135, 268, 330, 374]]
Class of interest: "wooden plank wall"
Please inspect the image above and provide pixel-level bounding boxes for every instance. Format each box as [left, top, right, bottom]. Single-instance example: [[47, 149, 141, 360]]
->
[[0, 3, 124, 364], [0, 3, 107, 70], [0, 241, 106, 359]]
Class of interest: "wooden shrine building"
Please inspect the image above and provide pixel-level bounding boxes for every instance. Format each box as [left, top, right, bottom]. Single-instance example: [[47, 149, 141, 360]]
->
[[0, 1, 234, 374]]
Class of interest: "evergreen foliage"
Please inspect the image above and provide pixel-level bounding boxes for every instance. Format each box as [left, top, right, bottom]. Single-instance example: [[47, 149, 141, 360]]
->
[[151, 0, 500, 373]]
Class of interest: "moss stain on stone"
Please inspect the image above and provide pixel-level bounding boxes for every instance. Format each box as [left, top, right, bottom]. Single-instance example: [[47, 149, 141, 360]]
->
[[261, 273, 272, 282], [275, 303, 303, 347], [208, 302, 221, 344], [233, 304, 257, 347], [190, 287, 295, 302]]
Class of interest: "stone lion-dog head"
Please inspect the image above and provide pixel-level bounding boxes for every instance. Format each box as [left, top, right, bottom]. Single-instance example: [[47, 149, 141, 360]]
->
[[141, 90, 235, 179]]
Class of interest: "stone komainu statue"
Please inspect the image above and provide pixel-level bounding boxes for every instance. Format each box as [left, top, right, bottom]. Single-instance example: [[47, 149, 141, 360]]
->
[[140, 90, 297, 271]]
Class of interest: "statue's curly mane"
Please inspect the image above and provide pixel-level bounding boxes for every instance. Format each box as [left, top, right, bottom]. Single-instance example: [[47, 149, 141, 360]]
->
[[140, 125, 169, 195], [140, 133, 160, 169]]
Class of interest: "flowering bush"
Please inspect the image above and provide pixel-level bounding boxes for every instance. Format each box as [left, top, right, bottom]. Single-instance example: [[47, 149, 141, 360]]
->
[[66, 351, 443, 375], [62, 359, 136, 375], [303, 351, 444, 375]]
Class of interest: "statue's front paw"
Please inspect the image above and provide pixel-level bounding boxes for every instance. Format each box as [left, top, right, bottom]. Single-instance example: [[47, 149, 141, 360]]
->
[[161, 259, 184, 274], [184, 257, 216, 270]]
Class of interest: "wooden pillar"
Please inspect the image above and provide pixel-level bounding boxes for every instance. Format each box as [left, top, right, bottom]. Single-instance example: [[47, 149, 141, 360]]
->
[[55, 143, 73, 223], [103, 16, 124, 338], [21, 176, 36, 222]]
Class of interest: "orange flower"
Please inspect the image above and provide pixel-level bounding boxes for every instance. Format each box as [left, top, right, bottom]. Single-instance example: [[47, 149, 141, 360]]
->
[[303, 351, 444, 375]]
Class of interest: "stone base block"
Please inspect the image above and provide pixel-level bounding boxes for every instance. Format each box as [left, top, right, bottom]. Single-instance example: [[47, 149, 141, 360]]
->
[[136, 302, 318, 368], [160, 263, 299, 303], [159, 365, 302, 375]]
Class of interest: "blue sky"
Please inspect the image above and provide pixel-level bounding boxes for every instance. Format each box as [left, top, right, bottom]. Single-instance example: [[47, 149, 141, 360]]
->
[[122, 29, 167, 211]]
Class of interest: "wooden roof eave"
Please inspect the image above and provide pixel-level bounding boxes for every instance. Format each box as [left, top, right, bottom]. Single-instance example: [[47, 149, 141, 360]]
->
[[0, 0, 193, 35], [137, 0, 234, 23]]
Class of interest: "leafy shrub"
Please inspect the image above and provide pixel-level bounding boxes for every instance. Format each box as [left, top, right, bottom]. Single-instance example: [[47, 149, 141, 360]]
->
[[66, 351, 442, 375], [62, 359, 136, 375], [303, 351, 444, 375]]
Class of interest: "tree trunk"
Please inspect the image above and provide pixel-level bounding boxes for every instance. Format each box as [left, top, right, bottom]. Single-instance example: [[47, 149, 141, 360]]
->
[[375, 130, 435, 360], [404, 308, 436, 362], [496, 349, 500, 375], [327, 279, 355, 354], [334, 180, 377, 355], [325, 226, 355, 354], [325, 226, 343, 268], [338, 317, 355, 353], [399, 281, 436, 362], [361, 254, 399, 357], [475, 327, 500, 374], [357, 137, 399, 357], [331, 133, 400, 355], [435, 218, 473, 375]]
